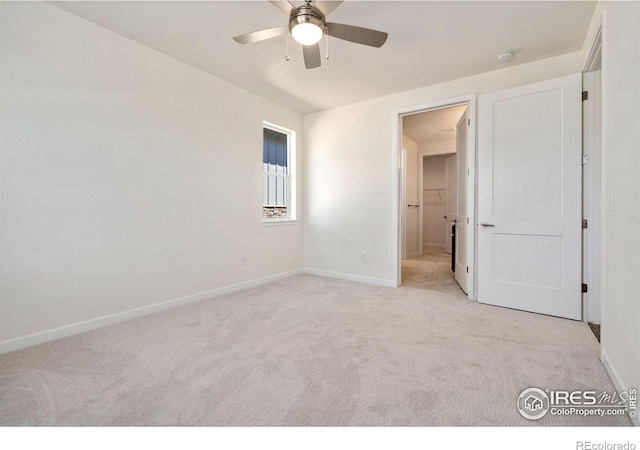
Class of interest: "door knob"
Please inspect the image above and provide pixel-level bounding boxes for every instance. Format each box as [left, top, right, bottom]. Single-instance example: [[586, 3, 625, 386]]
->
[[480, 222, 495, 227]]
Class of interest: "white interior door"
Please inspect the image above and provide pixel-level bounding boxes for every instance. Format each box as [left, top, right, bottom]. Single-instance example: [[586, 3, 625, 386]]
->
[[477, 74, 582, 320], [454, 108, 469, 293], [444, 155, 457, 254]]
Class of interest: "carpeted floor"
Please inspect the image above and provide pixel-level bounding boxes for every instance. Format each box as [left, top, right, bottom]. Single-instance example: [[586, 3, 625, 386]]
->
[[402, 247, 462, 294], [0, 274, 630, 426]]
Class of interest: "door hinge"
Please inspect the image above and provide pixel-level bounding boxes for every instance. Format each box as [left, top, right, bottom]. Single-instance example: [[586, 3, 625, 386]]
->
[[582, 283, 588, 293], [468, 118, 470, 126], [466, 266, 469, 273], [582, 219, 588, 229], [582, 91, 589, 101], [583, 154, 589, 166], [467, 217, 469, 224]]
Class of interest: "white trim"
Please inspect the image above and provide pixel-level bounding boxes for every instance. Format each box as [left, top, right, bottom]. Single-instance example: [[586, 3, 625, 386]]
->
[[468, 99, 478, 301], [407, 251, 420, 258], [393, 95, 477, 297], [599, 10, 609, 364], [602, 350, 640, 427], [584, 24, 602, 73], [0, 269, 303, 355], [304, 267, 396, 288], [582, 17, 603, 325], [262, 219, 298, 227], [424, 243, 445, 248], [582, 70, 602, 324]]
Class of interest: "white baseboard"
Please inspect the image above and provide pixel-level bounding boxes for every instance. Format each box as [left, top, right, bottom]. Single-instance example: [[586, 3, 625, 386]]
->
[[407, 251, 420, 258], [0, 268, 303, 355], [423, 243, 445, 248], [304, 267, 396, 288], [602, 349, 640, 427]]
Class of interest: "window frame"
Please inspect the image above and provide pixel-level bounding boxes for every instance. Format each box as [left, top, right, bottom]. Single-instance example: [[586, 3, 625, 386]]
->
[[262, 121, 296, 224]]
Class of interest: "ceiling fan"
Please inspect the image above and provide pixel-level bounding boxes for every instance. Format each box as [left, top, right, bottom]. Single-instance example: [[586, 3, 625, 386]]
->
[[232, 0, 388, 69]]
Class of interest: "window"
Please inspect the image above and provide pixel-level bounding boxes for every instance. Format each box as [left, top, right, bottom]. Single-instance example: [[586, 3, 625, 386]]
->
[[263, 123, 295, 221]]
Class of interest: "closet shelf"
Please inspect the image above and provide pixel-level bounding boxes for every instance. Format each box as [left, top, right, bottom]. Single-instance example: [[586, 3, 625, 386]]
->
[[423, 188, 445, 202]]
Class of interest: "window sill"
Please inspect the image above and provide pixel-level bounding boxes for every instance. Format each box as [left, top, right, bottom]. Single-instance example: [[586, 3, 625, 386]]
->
[[262, 219, 298, 227]]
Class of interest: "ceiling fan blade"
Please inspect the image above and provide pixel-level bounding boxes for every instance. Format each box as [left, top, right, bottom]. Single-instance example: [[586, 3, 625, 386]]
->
[[313, 1, 344, 16], [303, 43, 321, 69], [233, 26, 288, 44], [269, 1, 296, 15], [326, 22, 388, 48]]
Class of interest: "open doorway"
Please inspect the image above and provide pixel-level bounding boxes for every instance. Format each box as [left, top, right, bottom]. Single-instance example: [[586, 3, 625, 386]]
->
[[400, 105, 468, 294]]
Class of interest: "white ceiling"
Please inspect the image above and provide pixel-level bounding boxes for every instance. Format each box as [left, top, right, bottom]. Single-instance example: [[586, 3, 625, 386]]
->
[[52, 1, 596, 115], [403, 105, 467, 146]]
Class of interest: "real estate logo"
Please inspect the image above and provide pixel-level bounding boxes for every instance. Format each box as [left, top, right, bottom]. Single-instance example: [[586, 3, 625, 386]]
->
[[517, 387, 637, 421], [517, 387, 550, 420]]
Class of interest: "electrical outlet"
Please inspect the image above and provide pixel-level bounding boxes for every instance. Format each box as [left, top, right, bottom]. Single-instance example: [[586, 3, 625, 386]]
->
[[360, 251, 366, 261], [240, 255, 246, 266]]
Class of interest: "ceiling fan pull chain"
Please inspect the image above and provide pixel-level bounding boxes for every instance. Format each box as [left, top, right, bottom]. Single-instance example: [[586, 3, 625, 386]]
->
[[325, 26, 330, 60], [285, 32, 290, 61]]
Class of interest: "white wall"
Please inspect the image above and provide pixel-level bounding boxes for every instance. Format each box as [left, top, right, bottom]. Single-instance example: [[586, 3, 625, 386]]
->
[[0, 2, 304, 349], [422, 155, 448, 247], [584, 1, 640, 425], [402, 136, 419, 257], [304, 51, 582, 286]]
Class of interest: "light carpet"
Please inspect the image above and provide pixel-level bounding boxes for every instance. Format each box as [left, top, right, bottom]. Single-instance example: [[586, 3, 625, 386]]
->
[[401, 247, 462, 295], [0, 274, 630, 426]]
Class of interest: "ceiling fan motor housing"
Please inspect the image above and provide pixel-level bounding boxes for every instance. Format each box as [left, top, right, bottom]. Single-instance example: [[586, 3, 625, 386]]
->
[[289, 5, 327, 36]]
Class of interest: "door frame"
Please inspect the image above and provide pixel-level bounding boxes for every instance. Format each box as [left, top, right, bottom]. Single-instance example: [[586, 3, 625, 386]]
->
[[393, 94, 477, 299], [582, 25, 603, 325]]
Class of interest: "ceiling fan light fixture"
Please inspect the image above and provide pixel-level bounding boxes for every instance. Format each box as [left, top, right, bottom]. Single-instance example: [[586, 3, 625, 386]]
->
[[291, 22, 324, 46], [289, 5, 326, 46]]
